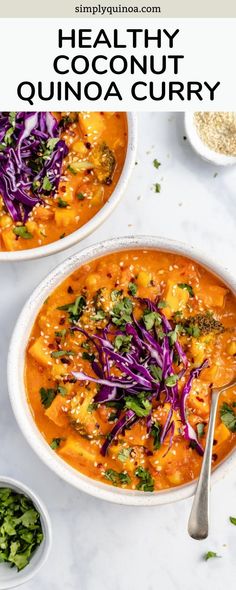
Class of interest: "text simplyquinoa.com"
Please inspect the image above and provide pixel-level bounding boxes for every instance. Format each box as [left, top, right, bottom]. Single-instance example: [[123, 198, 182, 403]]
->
[[75, 4, 161, 15]]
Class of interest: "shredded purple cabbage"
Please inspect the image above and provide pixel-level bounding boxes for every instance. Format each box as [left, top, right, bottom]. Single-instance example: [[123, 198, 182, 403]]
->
[[0, 112, 68, 222], [72, 297, 209, 456]]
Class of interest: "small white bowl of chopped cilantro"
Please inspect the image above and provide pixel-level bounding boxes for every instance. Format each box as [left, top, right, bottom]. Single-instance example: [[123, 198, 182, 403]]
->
[[0, 477, 52, 589], [185, 112, 236, 166]]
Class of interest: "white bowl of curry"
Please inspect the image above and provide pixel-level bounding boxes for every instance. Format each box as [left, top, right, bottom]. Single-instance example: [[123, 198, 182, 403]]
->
[[0, 112, 137, 261], [8, 236, 236, 505]]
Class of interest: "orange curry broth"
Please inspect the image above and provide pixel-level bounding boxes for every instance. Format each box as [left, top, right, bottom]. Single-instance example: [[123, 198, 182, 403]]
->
[[0, 112, 128, 251], [25, 250, 236, 491]]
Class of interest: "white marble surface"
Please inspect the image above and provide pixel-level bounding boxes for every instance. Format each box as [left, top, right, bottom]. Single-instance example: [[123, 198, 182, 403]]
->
[[1, 112, 236, 590]]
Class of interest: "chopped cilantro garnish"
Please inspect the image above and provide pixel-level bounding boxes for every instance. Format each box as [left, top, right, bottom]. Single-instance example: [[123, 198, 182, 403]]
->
[[204, 551, 220, 561], [77, 192, 85, 200], [110, 289, 123, 301], [114, 334, 132, 353], [47, 138, 59, 151], [153, 158, 161, 169], [118, 448, 132, 462], [0, 488, 43, 571], [104, 469, 131, 486], [58, 197, 68, 208], [165, 374, 178, 387], [57, 386, 67, 396], [151, 421, 162, 450], [50, 437, 65, 450], [177, 283, 194, 298], [58, 295, 86, 323], [150, 365, 162, 382], [135, 467, 154, 492], [154, 183, 161, 193], [42, 175, 53, 191], [55, 329, 67, 339], [197, 423, 205, 438], [82, 351, 95, 362], [110, 297, 133, 329], [220, 402, 236, 432], [92, 310, 106, 321], [50, 350, 75, 358], [128, 282, 137, 296], [13, 226, 33, 239], [39, 387, 57, 409], [143, 310, 161, 331], [125, 392, 151, 418], [157, 299, 168, 308]]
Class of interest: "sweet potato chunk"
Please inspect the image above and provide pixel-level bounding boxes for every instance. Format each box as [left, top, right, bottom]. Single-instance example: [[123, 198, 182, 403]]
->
[[28, 337, 51, 367], [79, 112, 106, 141], [59, 435, 96, 463], [45, 395, 68, 427], [200, 285, 228, 308], [54, 208, 77, 228], [164, 281, 190, 318]]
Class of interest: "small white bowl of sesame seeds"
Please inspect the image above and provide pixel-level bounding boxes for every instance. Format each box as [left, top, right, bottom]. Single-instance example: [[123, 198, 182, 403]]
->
[[185, 112, 236, 166], [7, 235, 236, 506]]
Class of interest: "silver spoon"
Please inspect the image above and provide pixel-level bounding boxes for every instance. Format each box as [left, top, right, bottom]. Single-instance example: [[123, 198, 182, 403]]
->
[[188, 377, 236, 540]]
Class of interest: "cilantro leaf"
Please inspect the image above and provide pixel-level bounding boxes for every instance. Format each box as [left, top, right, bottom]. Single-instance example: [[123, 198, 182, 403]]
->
[[118, 447, 132, 462], [57, 197, 68, 208], [0, 488, 43, 571], [42, 175, 53, 192], [110, 297, 133, 328], [177, 283, 194, 298], [82, 351, 95, 362], [51, 349, 75, 358], [135, 467, 154, 492], [47, 138, 59, 151], [143, 310, 161, 331], [197, 423, 205, 438], [110, 289, 123, 301], [104, 469, 131, 486], [154, 183, 161, 193], [150, 365, 162, 382], [125, 392, 151, 418], [151, 422, 162, 450], [13, 226, 33, 239], [165, 374, 178, 387], [114, 334, 132, 353], [50, 438, 65, 450], [220, 402, 236, 432], [92, 310, 106, 321], [39, 387, 57, 409], [204, 551, 220, 561], [58, 295, 86, 323], [128, 282, 137, 296]]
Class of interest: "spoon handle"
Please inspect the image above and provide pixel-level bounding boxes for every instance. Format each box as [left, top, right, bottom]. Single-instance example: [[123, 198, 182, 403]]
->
[[188, 391, 219, 540]]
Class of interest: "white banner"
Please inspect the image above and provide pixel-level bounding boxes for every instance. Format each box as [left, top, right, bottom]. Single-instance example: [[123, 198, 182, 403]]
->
[[0, 18, 234, 110]]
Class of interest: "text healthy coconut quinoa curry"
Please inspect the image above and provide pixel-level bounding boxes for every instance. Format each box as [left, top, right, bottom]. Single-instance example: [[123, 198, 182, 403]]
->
[[25, 250, 236, 491], [0, 112, 127, 251]]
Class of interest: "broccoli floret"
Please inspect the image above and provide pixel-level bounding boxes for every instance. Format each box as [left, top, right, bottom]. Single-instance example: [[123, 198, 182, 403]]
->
[[91, 142, 116, 184], [177, 312, 224, 337]]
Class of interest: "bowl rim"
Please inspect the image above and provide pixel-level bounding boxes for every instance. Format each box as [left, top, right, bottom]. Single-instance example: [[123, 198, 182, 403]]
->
[[184, 112, 236, 166], [7, 235, 236, 506], [0, 475, 52, 589], [0, 112, 137, 262]]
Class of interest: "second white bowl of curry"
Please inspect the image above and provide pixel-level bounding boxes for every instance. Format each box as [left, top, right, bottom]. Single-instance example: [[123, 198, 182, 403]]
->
[[0, 112, 137, 261]]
